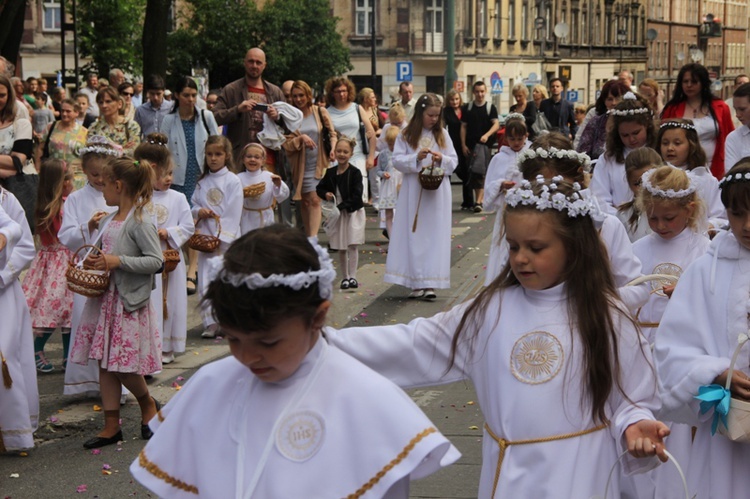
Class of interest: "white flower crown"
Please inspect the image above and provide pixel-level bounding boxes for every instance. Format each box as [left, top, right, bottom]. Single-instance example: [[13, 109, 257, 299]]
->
[[660, 121, 696, 131], [204, 237, 337, 300], [79, 135, 124, 158], [608, 107, 651, 117], [505, 175, 602, 220], [505, 112, 525, 122], [517, 146, 592, 171], [719, 171, 750, 188], [641, 167, 697, 199]]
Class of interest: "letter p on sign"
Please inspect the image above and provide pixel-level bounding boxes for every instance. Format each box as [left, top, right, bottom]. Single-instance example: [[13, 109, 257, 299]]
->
[[396, 62, 413, 82]]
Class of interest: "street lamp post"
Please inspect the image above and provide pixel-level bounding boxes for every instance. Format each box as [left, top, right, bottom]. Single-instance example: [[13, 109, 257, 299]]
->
[[617, 28, 627, 71]]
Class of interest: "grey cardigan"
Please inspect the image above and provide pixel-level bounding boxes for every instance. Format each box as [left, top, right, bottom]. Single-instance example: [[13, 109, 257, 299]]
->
[[97, 211, 162, 312]]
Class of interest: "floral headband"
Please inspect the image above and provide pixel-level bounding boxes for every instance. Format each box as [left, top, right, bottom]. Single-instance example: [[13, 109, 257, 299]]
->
[[505, 175, 602, 220], [719, 171, 750, 188], [608, 92, 651, 116], [517, 146, 592, 171], [660, 121, 696, 131], [204, 237, 336, 300], [79, 136, 123, 158], [641, 167, 696, 199], [505, 112, 525, 123]]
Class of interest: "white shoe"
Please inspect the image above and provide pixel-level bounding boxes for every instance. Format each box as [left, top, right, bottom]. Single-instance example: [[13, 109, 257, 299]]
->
[[201, 329, 216, 339], [423, 289, 437, 301], [162, 352, 175, 364], [408, 289, 425, 299]]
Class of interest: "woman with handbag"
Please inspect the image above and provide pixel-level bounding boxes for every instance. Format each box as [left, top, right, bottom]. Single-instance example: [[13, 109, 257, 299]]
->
[[0, 75, 38, 231], [325, 77, 377, 205], [283, 80, 337, 237], [38, 98, 87, 188]]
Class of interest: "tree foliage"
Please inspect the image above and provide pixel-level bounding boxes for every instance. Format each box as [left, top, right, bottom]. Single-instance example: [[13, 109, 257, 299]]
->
[[168, 0, 351, 91], [0, 0, 26, 67], [74, 0, 146, 78]]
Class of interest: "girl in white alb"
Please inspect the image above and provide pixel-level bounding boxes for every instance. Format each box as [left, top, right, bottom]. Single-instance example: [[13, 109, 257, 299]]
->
[[191, 135, 243, 338], [483, 115, 529, 285], [328, 177, 670, 498], [631, 166, 710, 499], [58, 137, 119, 396], [385, 93, 458, 301], [135, 134, 195, 364], [0, 191, 38, 451], [615, 147, 662, 242], [654, 161, 750, 499], [130, 225, 460, 497], [237, 143, 289, 235], [591, 93, 657, 215], [658, 118, 727, 232]]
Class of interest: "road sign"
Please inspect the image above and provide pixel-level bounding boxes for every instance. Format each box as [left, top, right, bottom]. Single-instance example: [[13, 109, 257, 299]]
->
[[566, 90, 579, 102], [396, 61, 413, 82], [490, 72, 503, 94]]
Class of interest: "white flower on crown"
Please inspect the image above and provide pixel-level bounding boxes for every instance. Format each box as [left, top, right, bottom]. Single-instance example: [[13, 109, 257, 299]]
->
[[517, 147, 592, 171], [719, 171, 750, 187], [505, 174, 601, 220], [641, 167, 697, 199]]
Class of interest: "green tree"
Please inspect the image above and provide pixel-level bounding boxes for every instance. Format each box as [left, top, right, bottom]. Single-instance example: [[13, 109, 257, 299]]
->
[[167, 0, 351, 90], [74, 0, 145, 80], [257, 0, 351, 91], [0, 0, 26, 69]]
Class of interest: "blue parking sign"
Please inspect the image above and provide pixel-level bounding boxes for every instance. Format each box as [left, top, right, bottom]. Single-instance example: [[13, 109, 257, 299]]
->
[[566, 90, 579, 102], [396, 62, 413, 82]]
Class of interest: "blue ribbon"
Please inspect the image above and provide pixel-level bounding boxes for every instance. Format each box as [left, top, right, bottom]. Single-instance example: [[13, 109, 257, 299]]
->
[[695, 384, 731, 435]]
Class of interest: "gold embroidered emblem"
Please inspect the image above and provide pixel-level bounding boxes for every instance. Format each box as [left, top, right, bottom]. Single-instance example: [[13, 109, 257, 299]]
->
[[651, 262, 682, 297], [206, 187, 224, 207], [154, 204, 169, 225], [511, 331, 564, 385], [276, 410, 325, 462]]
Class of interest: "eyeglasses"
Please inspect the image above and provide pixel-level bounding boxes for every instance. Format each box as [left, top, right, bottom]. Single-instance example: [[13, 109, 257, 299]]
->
[[121, 92, 134, 97]]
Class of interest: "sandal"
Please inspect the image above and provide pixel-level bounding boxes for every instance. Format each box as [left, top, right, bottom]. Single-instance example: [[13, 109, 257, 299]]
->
[[186, 276, 197, 295], [35, 352, 54, 373]]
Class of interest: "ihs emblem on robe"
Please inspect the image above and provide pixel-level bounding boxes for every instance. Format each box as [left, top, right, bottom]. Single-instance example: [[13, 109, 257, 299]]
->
[[511, 331, 564, 385], [207, 188, 224, 206], [276, 410, 325, 462], [651, 262, 682, 297], [154, 204, 169, 225]]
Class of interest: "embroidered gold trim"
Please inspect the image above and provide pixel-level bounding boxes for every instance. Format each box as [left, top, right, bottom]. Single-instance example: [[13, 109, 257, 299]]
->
[[139, 449, 199, 494], [344, 427, 436, 499]]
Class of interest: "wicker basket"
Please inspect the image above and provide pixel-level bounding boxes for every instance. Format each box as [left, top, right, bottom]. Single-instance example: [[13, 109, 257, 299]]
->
[[718, 334, 750, 443], [66, 245, 110, 297], [163, 242, 181, 273], [243, 182, 266, 199], [418, 160, 444, 191], [187, 215, 221, 253]]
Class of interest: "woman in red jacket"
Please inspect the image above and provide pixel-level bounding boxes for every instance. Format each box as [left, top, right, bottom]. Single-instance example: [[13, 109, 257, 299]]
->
[[661, 63, 734, 180]]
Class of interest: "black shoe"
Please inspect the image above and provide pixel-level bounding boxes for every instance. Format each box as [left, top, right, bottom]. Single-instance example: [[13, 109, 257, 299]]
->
[[83, 430, 123, 449], [186, 276, 197, 296], [348, 278, 359, 289], [340, 279, 350, 290], [382, 229, 389, 240], [141, 398, 162, 440]]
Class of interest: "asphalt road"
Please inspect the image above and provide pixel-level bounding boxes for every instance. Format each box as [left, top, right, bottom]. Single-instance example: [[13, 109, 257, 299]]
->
[[1, 183, 494, 498]]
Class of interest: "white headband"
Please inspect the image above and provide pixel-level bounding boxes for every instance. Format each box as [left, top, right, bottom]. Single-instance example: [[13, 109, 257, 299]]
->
[[205, 237, 336, 300], [505, 175, 602, 220], [641, 167, 697, 199], [517, 146, 592, 171]]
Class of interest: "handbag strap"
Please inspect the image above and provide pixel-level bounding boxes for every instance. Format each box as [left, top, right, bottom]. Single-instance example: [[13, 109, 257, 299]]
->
[[43, 120, 57, 159]]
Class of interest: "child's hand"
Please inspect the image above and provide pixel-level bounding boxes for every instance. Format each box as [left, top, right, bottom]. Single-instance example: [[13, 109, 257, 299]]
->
[[662, 284, 675, 298], [625, 419, 670, 463], [417, 148, 431, 161], [326, 192, 335, 201], [84, 253, 119, 271], [383, 172, 391, 179], [198, 208, 216, 220], [88, 211, 107, 233], [271, 175, 282, 187], [501, 181, 516, 192], [0, 234, 6, 252], [430, 150, 443, 163], [714, 369, 750, 400], [158, 228, 169, 241]]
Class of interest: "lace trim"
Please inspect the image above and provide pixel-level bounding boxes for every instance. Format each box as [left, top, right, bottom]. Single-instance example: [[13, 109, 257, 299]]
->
[[138, 449, 199, 494], [344, 427, 437, 499]]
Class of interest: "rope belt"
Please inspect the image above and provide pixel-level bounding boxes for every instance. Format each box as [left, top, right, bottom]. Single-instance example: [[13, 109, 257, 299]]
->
[[242, 205, 273, 212], [484, 422, 608, 497]]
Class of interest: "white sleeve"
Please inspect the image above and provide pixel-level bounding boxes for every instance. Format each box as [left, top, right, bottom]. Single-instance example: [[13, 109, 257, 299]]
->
[[724, 130, 741, 172], [59, 194, 91, 250], [600, 214, 649, 310], [391, 135, 420, 174], [273, 181, 290, 203], [0, 191, 35, 287], [166, 194, 195, 249], [590, 155, 619, 215], [0, 205, 21, 269], [217, 176, 244, 243]]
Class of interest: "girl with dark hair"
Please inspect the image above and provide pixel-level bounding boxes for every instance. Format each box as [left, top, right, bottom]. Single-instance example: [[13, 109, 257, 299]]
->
[[575, 79, 631, 159], [328, 178, 668, 498], [661, 63, 734, 180]]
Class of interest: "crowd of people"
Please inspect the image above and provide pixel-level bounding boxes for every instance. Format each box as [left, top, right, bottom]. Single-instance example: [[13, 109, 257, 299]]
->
[[3, 48, 750, 497]]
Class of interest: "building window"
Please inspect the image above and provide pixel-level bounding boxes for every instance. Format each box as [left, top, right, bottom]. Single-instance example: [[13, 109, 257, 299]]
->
[[43, 2, 61, 32], [425, 0, 444, 52], [479, 0, 488, 37], [509, 0, 516, 38], [522, 1, 529, 39], [581, 10, 587, 44], [494, 0, 501, 38], [356, 0, 374, 36]]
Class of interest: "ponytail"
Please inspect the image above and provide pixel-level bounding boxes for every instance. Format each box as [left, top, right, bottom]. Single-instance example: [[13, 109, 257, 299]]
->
[[104, 157, 155, 221]]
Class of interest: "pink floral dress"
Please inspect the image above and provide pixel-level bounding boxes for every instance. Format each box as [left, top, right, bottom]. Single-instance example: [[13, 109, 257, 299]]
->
[[22, 212, 74, 328], [70, 220, 161, 375]]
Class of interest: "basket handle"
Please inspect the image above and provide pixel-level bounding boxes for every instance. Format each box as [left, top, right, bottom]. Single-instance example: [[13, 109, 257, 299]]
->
[[724, 333, 750, 392], [625, 274, 679, 287], [71, 244, 109, 271], [599, 449, 691, 499], [198, 214, 221, 237]]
